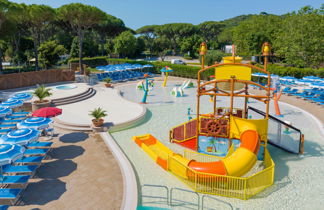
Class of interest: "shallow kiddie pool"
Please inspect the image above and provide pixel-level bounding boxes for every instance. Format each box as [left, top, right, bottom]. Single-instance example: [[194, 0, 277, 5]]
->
[[55, 84, 77, 90]]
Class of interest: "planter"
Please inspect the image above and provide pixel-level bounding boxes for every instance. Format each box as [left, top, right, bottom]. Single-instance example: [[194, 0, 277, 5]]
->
[[92, 118, 104, 127], [32, 100, 51, 112], [105, 83, 113, 88]]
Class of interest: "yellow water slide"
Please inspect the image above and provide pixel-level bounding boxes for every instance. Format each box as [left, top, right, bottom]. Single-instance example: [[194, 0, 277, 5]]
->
[[133, 119, 264, 178]]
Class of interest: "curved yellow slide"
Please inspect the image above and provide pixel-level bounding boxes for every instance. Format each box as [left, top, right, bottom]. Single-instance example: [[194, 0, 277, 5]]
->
[[133, 130, 260, 178]]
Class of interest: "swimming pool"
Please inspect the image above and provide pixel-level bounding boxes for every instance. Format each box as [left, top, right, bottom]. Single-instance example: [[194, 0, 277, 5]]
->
[[55, 84, 77, 90], [113, 81, 324, 209]]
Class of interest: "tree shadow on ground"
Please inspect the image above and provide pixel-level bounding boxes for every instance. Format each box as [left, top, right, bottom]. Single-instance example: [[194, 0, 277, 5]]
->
[[49, 145, 85, 159], [36, 159, 77, 179], [59, 132, 89, 143], [20, 179, 66, 205]]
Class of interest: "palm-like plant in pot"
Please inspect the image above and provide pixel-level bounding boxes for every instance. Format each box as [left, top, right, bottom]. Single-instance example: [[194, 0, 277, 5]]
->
[[103, 78, 112, 88], [89, 107, 107, 127], [32, 85, 52, 111]]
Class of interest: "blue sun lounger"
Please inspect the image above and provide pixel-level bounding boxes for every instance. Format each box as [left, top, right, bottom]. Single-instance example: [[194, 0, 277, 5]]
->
[[0, 189, 22, 205], [24, 148, 49, 156], [0, 129, 11, 135], [0, 124, 16, 129], [2, 165, 38, 176], [0, 119, 22, 125], [6, 115, 27, 120], [0, 205, 9, 210], [11, 112, 29, 116], [14, 156, 44, 165], [0, 175, 30, 188], [27, 141, 53, 148]]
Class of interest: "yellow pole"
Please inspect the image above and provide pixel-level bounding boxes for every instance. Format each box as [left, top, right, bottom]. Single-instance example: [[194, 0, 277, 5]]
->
[[162, 72, 168, 87]]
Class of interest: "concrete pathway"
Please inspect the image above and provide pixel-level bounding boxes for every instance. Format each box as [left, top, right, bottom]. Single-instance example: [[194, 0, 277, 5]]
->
[[12, 128, 123, 210]]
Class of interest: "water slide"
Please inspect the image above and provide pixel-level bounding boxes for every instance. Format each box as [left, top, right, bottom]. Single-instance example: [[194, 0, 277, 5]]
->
[[133, 129, 260, 178]]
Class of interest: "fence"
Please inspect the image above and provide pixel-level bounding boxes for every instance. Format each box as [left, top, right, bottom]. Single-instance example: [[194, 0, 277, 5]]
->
[[167, 147, 274, 200], [248, 106, 304, 154], [0, 69, 75, 90]]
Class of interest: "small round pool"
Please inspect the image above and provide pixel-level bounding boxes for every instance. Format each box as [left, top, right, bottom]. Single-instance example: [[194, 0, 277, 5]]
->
[[55, 84, 77, 90]]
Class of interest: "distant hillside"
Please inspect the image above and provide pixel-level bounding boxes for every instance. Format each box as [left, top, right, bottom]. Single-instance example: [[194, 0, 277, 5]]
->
[[220, 14, 254, 27]]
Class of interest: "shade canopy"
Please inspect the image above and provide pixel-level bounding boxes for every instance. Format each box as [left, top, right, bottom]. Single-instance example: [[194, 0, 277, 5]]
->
[[0, 107, 12, 118], [160, 66, 173, 73], [1, 99, 23, 108], [17, 117, 53, 130], [32, 107, 62, 118], [10, 93, 33, 101], [0, 128, 40, 146], [0, 144, 25, 166]]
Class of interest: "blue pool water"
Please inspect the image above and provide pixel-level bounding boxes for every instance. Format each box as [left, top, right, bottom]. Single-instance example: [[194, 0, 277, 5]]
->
[[55, 85, 77, 90]]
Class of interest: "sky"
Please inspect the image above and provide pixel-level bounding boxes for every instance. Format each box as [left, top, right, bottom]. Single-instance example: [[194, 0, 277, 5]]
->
[[11, 0, 323, 30]]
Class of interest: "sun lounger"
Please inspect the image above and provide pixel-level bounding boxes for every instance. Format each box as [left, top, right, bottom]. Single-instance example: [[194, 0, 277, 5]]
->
[[0, 129, 11, 135], [0, 175, 30, 188], [0, 205, 9, 210], [24, 148, 49, 156], [6, 115, 27, 120], [0, 119, 22, 125], [2, 165, 38, 176], [0, 124, 16, 129], [27, 141, 53, 148], [14, 156, 44, 165], [0, 189, 22, 205], [11, 112, 29, 116]]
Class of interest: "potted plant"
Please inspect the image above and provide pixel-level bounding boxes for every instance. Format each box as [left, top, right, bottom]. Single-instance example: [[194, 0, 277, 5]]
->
[[89, 107, 107, 127], [32, 85, 52, 111], [103, 78, 112, 88]]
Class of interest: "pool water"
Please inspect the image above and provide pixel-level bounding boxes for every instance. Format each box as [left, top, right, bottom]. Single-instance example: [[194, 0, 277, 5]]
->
[[113, 81, 324, 209], [55, 84, 77, 90]]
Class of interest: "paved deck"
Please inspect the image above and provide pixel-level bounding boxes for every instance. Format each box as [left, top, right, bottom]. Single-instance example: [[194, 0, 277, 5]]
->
[[56, 84, 145, 127], [12, 129, 123, 210]]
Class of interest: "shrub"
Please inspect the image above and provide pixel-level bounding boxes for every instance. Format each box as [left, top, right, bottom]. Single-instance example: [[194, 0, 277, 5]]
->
[[33, 85, 52, 102], [89, 107, 107, 120], [184, 55, 193, 60]]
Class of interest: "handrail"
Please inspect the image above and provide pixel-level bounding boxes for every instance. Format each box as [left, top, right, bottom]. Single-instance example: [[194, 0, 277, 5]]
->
[[201, 195, 234, 210], [170, 187, 200, 209], [141, 184, 169, 205]]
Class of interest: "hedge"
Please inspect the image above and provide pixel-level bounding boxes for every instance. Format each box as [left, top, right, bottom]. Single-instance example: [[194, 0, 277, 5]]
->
[[69, 57, 324, 80]]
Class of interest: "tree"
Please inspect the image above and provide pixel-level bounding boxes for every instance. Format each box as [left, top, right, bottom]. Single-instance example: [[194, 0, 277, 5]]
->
[[58, 3, 106, 74], [38, 40, 66, 69], [0, 0, 19, 71], [152, 37, 169, 61], [231, 14, 282, 55], [180, 34, 203, 57], [94, 14, 125, 56], [198, 21, 225, 49], [273, 6, 324, 68], [114, 31, 137, 58], [156, 23, 197, 54], [25, 4, 56, 70], [136, 25, 158, 56]]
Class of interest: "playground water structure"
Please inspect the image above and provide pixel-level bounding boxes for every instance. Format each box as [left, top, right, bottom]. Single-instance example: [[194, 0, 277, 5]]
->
[[112, 80, 324, 209]]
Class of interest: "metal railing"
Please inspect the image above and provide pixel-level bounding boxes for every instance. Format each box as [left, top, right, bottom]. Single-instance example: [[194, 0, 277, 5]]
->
[[140, 184, 233, 210]]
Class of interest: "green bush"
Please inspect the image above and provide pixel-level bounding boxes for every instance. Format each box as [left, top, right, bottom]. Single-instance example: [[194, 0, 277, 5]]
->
[[183, 55, 193, 60], [201, 50, 225, 66]]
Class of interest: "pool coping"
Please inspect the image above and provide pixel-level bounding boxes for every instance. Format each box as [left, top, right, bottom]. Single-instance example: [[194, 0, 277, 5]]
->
[[100, 132, 138, 210]]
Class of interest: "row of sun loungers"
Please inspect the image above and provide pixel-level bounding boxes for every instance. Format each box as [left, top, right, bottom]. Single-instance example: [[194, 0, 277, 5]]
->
[[282, 87, 324, 105], [0, 139, 53, 207], [96, 70, 153, 83]]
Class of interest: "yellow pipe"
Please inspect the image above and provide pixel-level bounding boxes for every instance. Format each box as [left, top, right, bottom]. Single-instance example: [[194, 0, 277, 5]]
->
[[162, 72, 168, 87]]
